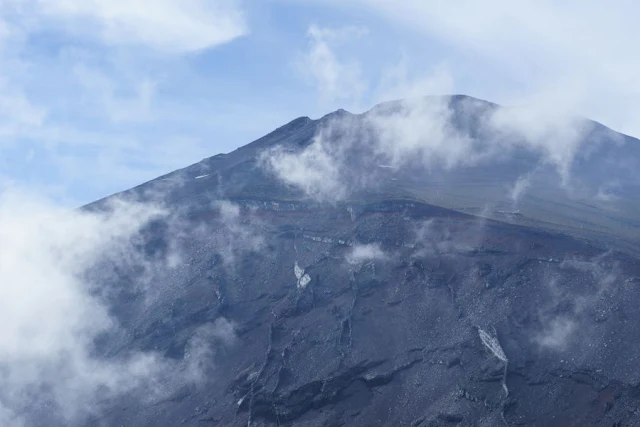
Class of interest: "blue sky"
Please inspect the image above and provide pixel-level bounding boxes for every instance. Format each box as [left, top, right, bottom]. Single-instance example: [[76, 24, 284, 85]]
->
[[1, 0, 639, 205]]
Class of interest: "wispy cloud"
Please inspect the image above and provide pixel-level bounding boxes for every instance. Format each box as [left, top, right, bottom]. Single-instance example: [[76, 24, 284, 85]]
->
[[0, 0, 250, 204], [183, 319, 238, 383], [312, 0, 640, 138], [73, 64, 157, 124], [346, 243, 388, 265], [262, 91, 600, 204], [297, 24, 369, 108], [0, 185, 251, 426], [536, 317, 577, 351], [261, 127, 350, 202], [508, 173, 533, 204], [0, 189, 163, 424], [213, 200, 265, 267], [3, 0, 247, 53], [534, 253, 623, 353]]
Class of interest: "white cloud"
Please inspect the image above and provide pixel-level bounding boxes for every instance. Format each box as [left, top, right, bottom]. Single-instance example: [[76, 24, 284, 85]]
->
[[183, 319, 238, 383], [263, 90, 608, 204], [509, 173, 532, 204], [375, 60, 454, 104], [8, 0, 247, 53], [0, 0, 251, 205], [261, 131, 348, 202], [73, 65, 157, 123], [213, 200, 265, 266], [488, 104, 592, 183], [297, 23, 456, 112], [0, 189, 160, 423], [0, 187, 228, 425], [367, 96, 475, 169], [298, 24, 369, 107], [0, 81, 47, 138], [312, 0, 640, 137], [264, 62, 463, 202], [536, 317, 576, 351], [346, 243, 387, 265], [268, 3, 640, 207]]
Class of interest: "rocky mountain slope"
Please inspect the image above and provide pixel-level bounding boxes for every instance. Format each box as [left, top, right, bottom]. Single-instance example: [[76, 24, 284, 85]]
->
[[62, 95, 640, 426]]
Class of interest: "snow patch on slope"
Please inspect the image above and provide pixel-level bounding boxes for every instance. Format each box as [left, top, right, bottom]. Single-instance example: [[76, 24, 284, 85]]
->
[[294, 262, 311, 289]]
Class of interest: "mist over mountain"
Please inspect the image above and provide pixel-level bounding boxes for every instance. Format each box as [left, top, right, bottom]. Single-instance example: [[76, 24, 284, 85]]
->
[[4, 94, 640, 426], [110, 94, 640, 253]]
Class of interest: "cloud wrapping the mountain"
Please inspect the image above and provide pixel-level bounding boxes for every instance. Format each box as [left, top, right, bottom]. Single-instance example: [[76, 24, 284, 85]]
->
[[0, 190, 160, 424], [263, 94, 598, 203], [262, 132, 348, 202], [0, 188, 245, 426], [311, 0, 640, 138]]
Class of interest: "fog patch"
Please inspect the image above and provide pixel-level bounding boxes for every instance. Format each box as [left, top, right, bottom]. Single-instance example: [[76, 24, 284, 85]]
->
[[261, 128, 351, 202], [183, 318, 238, 384], [534, 253, 622, 354], [346, 243, 388, 265], [509, 173, 533, 204], [214, 200, 265, 267], [262, 94, 604, 204], [536, 317, 576, 351], [488, 105, 592, 183], [367, 96, 477, 170]]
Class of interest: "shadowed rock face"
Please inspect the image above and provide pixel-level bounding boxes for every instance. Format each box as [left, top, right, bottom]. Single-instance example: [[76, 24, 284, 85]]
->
[[72, 95, 640, 426]]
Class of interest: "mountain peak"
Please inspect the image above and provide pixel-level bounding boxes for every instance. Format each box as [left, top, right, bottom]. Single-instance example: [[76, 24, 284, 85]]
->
[[320, 108, 353, 121], [364, 94, 498, 117]]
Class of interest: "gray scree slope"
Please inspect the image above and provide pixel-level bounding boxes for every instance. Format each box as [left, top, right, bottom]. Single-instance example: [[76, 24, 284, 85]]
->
[[73, 95, 640, 426]]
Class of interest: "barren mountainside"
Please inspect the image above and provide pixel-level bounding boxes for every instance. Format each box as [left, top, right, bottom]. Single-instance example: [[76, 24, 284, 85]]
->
[[55, 95, 640, 426]]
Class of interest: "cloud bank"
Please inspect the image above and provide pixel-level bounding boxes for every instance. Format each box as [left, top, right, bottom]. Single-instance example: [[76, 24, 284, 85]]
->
[[262, 92, 605, 204], [0, 187, 248, 426]]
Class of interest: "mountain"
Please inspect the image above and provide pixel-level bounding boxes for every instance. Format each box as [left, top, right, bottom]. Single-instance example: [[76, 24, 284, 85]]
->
[[97, 94, 640, 254], [45, 95, 640, 425]]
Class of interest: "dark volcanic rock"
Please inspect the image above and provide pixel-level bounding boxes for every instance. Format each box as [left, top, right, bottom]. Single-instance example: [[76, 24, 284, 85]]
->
[[74, 95, 640, 426], [80, 199, 640, 427]]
